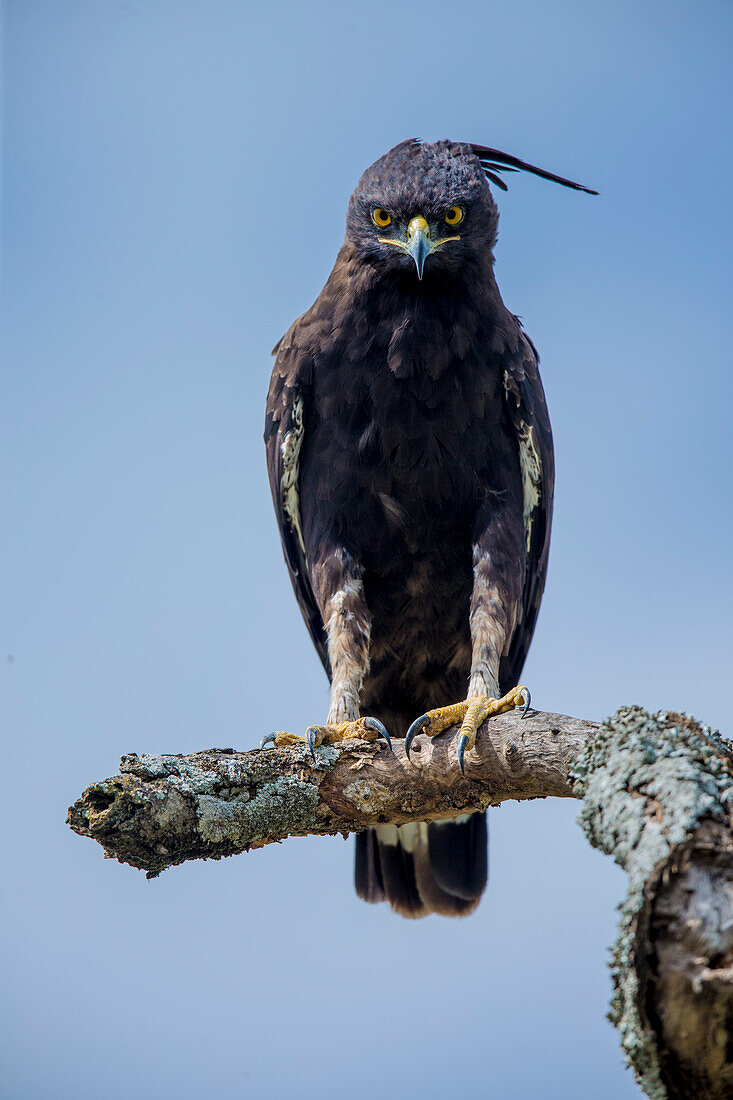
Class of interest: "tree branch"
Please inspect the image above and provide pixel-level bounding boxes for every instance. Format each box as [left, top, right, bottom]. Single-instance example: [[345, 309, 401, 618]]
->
[[67, 706, 733, 1100], [67, 708, 592, 874]]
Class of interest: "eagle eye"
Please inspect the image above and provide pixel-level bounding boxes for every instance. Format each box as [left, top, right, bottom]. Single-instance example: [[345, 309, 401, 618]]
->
[[445, 205, 464, 226], [371, 208, 392, 228]]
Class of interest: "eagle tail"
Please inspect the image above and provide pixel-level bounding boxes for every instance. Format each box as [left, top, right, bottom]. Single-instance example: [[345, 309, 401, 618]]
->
[[354, 812, 488, 919]]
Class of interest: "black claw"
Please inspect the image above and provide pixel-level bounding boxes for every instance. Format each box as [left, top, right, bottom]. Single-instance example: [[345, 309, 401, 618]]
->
[[520, 688, 531, 719], [306, 726, 318, 763], [260, 734, 276, 749], [363, 717, 393, 752], [405, 714, 429, 761], [457, 734, 469, 775]]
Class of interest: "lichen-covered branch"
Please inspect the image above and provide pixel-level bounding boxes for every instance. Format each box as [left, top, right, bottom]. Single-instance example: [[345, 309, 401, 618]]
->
[[67, 705, 733, 1100], [67, 708, 592, 875], [573, 708, 733, 1100]]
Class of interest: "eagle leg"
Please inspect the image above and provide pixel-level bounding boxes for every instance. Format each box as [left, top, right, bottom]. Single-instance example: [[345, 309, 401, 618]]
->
[[405, 686, 530, 774], [261, 716, 392, 763], [261, 548, 395, 762], [406, 516, 531, 772]]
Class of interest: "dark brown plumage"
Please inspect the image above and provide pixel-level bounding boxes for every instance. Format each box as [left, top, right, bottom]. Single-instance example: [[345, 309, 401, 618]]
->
[[265, 139, 592, 917]]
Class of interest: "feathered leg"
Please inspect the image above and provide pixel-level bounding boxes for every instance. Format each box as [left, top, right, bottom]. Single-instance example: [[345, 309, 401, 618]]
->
[[405, 509, 529, 772], [262, 548, 392, 759]]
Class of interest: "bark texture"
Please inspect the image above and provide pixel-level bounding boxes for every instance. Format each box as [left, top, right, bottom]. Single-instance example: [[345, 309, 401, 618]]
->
[[68, 705, 733, 1100], [67, 708, 591, 874], [573, 707, 733, 1100]]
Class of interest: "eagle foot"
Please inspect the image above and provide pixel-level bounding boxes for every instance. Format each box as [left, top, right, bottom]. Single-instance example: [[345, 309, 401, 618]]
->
[[260, 717, 392, 763], [404, 685, 530, 774]]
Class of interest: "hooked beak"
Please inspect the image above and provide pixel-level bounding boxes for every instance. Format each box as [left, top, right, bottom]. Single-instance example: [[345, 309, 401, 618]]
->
[[406, 216, 431, 280], [378, 214, 460, 280]]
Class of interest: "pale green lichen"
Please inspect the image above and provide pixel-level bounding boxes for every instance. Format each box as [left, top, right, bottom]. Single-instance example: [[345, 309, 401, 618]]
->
[[309, 745, 340, 767], [196, 776, 319, 847], [571, 706, 733, 1100], [123, 753, 223, 795], [197, 792, 252, 845]]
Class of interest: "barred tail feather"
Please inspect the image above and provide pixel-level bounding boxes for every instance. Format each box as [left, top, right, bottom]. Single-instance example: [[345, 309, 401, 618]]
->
[[354, 812, 488, 918], [354, 829, 385, 904], [428, 812, 488, 900]]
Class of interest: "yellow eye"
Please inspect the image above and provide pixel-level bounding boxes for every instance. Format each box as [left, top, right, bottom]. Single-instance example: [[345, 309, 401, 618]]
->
[[445, 205, 464, 226], [372, 208, 392, 228]]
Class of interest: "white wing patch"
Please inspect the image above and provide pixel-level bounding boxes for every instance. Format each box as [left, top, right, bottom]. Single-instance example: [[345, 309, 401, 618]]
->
[[280, 393, 306, 557], [516, 420, 542, 552]]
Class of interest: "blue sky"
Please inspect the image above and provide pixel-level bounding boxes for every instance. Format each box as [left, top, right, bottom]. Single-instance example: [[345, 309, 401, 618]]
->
[[3, 2, 732, 1098]]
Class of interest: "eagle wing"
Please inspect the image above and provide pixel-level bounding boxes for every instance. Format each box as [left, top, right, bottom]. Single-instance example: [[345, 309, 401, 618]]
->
[[264, 327, 329, 674], [499, 329, 555, 692]]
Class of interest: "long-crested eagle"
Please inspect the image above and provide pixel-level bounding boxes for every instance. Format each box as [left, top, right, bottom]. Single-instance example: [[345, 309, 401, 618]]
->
[[263, 139, 596, 918]]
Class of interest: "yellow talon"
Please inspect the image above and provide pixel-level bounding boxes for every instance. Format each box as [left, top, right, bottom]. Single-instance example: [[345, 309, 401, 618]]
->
[[405, 684, 531, 771], [260, 717, 392, 761]]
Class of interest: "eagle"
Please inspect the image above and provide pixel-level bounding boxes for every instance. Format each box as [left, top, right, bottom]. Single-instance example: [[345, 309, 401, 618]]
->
[[263, 139, 595, 918]]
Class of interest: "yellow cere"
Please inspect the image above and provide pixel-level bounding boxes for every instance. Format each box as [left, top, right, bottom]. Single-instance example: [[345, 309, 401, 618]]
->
[[445, 205, 464, 226], [408, 215, 429, 234], [372, 207, 392, 228]]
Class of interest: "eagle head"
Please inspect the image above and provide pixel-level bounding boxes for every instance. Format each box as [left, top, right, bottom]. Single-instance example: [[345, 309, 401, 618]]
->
[[344, 138, 597, 283], [345, 139, 498, 281]]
